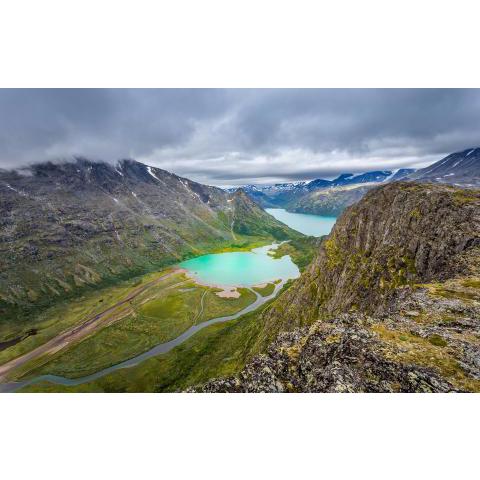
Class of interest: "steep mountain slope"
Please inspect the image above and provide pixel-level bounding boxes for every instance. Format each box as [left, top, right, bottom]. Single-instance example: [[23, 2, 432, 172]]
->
[[0, 158, 299, 328], [196, 182, 480, 392], [407, 147, 480, 186]]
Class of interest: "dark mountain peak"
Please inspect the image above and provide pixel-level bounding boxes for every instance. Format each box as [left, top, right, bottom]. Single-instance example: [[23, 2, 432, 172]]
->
[[331, 170, 392, 187], [232, 187, 249, 198], [307, 178, 331, 190], [332, 173, 354, 183], [388, 168, 416, 182], [458, 147, 480, 156]]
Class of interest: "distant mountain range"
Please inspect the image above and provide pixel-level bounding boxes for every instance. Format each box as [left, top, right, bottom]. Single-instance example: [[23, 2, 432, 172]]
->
[[226, 147, 480, 215], [226, 168, 415, 213]]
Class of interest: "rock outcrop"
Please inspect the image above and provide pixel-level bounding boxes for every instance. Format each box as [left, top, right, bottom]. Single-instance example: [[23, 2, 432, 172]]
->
[[194, 182, 480, 392]]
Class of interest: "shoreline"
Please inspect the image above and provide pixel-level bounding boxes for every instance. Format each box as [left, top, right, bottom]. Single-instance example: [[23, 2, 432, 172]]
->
[[178, 241, 291, 294]]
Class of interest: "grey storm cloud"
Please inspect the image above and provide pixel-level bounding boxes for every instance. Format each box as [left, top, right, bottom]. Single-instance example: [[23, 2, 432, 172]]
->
[[0, 89, 479, 185]]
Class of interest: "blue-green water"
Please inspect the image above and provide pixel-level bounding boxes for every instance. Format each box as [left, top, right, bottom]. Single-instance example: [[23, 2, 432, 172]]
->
[[265, 208, 337, 237], [179, 244, 300, 286]]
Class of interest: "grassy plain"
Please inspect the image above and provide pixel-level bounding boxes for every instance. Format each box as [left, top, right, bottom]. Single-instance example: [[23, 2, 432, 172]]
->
[[10, 276, 257, 381], [20, 298, 274, 392]]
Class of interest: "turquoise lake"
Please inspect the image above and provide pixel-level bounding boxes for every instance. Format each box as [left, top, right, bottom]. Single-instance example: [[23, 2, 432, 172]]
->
[[265, 208, 337, 237], [179, 244, 300, 287]]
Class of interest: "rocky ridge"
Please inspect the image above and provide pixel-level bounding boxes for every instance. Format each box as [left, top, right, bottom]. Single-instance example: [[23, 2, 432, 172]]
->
[[194, 182, 480, 392], [407, 147, 480, 186]]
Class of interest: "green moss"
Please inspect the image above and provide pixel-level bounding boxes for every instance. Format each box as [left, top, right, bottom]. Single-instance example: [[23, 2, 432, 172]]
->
[[410, 208, 421, 219], [461, 278, 480, 289], [372, 324, 480, 392], [431, 287, 478, 301], [452, 190, 478, 205], [324, 236, 343, 269], [428, 334, 447, 347]]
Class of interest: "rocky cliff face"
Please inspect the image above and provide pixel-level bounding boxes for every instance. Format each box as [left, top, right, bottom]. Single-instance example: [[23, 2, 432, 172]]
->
[[195, 182, 480, 392], [268, 183, 479, 323], [0, 158, 298, 326]]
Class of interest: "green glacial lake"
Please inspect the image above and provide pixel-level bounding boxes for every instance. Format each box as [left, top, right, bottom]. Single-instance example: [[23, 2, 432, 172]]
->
[[179, 244, 300, 286], [265, 208, 337, 237]]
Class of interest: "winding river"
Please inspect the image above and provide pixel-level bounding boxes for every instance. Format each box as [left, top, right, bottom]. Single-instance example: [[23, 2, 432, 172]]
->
[[0, 246, 295, 393], [1, 208, 337, 393]]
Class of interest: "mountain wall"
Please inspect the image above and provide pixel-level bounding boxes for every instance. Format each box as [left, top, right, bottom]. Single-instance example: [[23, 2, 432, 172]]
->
[[0, 158, 299, 327]]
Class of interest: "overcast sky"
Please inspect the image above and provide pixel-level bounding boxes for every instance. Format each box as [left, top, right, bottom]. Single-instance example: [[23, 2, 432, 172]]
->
[[0, 89, 479, 186]]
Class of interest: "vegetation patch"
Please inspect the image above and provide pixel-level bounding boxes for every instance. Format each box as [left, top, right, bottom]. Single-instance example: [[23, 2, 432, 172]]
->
[[372, 324, 480, 392], [270, 237, 319, 271], [324, 236, 343, 269], [426, 281, 480, 302], [452, 190, 478, 205], [253, 283, 276, 297], [428, 334, 448, 347], [410, 208, 421, 219]]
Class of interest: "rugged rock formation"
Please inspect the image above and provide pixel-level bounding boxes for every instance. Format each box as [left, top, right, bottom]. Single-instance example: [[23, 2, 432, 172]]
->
[[195, 182, 480, 392]]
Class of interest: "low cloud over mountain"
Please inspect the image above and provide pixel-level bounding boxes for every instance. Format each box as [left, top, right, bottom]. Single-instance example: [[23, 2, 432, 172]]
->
[[1, 89, 480, 185]]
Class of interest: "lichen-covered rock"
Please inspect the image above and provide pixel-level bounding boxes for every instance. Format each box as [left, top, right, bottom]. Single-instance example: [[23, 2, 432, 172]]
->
[[195, 315, 459, 393]]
